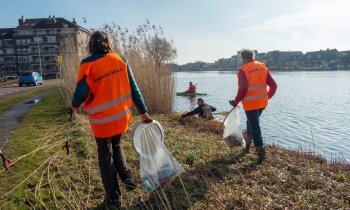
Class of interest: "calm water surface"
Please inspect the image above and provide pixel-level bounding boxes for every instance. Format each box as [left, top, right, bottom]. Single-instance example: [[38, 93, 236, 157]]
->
[[174, 71, 350, 161]]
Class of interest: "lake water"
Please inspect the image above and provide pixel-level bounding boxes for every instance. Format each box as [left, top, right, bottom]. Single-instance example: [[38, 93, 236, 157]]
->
[[174, 71, 350, 162]]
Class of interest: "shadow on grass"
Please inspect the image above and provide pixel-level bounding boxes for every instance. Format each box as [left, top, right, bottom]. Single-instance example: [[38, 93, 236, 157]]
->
[[124, 151, 259, 209]]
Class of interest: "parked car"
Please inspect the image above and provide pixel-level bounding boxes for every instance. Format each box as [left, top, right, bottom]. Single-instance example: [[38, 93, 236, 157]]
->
[[19, 72, 44, 86]]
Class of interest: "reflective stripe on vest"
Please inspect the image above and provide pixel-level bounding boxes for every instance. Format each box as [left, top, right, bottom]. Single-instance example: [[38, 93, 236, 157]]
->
[[240, 61, 269, 111], [244, 93, 268, 101], [247, 85, 267, 91], [89, 106, 132, 124], [85, 93, 132, 114]]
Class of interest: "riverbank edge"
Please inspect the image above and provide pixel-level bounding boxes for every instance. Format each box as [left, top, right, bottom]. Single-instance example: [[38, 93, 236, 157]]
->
[[173, 69, 350, 73], [0, 89, 349, 209]]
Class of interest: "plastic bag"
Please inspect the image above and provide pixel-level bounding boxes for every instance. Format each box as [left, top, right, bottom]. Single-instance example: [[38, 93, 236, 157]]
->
[[223, 107, 245, 147], [132, 120, 185, 192]]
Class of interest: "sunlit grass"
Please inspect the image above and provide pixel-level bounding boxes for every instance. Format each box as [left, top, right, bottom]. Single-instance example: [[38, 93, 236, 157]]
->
[[0, 85, 56, 114], [1, 92, 350, 209]]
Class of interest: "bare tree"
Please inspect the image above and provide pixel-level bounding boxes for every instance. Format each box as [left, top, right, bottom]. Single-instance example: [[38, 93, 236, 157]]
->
[[146, 36, 177, 69]]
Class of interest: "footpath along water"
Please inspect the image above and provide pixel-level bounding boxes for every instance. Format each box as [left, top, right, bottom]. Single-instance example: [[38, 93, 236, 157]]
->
[[174, 71, 350, 162]]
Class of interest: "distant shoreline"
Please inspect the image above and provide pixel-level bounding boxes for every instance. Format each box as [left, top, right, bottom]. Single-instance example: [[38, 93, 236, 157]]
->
[[173, 69, 350, 73]]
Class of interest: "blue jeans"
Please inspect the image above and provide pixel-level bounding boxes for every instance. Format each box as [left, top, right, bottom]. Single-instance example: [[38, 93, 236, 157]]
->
[[245, 108, 264, 147]]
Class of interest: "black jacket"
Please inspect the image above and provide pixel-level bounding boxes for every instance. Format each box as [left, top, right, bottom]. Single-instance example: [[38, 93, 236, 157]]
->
[[182, 104, 216, 118]]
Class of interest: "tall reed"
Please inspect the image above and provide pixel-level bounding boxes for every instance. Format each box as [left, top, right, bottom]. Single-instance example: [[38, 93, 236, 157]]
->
[[59, 21, 176, 114]]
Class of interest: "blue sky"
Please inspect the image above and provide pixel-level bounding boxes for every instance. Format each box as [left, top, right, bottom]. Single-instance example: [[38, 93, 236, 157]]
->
[[1, 0, 349, 64]]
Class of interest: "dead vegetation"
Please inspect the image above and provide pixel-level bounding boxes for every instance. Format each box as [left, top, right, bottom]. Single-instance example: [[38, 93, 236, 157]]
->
[[1, 92, 350, 209], [1, 21, 350, 210]]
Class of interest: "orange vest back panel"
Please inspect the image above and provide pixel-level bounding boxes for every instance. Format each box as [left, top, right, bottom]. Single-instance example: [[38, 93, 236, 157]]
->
[[240, 61, 268, 111], [77, 53, 132, 138]]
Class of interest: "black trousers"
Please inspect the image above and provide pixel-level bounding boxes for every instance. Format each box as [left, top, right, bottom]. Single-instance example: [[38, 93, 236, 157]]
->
[[245, 108, 264, 147], [95, 134, 131, 200]]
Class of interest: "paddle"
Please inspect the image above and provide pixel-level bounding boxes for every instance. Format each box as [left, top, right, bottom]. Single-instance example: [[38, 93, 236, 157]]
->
[[213, 111, 230, 116]]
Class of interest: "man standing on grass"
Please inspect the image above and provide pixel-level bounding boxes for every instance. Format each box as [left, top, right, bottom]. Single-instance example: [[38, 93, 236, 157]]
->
[[230, 49, 277, 163]]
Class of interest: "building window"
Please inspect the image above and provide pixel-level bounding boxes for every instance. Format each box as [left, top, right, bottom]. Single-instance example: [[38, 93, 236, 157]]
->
[[16, 40, 21, 45], [4, 40, 13, 46], [17, 30, 27, 35], [46, 36, 56, 43], [34, 37, 43, 43]]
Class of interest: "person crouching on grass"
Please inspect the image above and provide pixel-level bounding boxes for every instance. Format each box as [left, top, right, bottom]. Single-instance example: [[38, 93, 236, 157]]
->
[[71, 31, 152, 207]]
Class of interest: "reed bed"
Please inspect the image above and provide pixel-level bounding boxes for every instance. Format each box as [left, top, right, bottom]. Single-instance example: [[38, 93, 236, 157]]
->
[[59, 20, 176, 113]]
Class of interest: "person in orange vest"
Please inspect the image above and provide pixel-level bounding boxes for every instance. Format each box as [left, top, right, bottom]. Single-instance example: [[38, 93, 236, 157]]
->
[[185, 82, 197, 93], [230, 49, 277, 163], [71, 31, 152, 207]]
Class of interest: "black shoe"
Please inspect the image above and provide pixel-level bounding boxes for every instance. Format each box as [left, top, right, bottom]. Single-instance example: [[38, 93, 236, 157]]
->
[[243, 137, 253, 154], [124, 177, 137, 191], [256, 146, 266, 164], [242, 146, 250, 154], [105, 198, 121, 208]]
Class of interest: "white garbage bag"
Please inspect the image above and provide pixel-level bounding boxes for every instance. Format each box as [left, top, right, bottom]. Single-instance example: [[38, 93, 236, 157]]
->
[[132, 120, 185, 192], [223, 107, 246, 147]]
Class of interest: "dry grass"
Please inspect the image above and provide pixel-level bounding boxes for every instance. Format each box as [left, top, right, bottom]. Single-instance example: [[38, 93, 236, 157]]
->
[[1, 21, 349, 210], [176, 115, 224, 135], [59, 21, 175, 114], [1, 91, 350, 209]]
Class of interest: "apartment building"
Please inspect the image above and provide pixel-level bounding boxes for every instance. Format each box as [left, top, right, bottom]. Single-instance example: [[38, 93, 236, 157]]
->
[[0, 16, 91, 77]]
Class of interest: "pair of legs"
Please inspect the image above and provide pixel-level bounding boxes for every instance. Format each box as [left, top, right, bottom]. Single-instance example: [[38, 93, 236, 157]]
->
[[95, 134, 135, 204], [244, 108, 266, 163], [245, 108, 264, 147]]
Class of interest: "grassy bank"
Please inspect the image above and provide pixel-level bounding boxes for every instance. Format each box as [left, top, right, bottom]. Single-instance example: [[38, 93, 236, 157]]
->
[[0, 85, 56, 114], [0, 91, 349, 209], [0, 79, 18, 87]]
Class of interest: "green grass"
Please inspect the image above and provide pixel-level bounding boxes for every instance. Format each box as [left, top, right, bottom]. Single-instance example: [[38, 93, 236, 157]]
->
[[0, 89, 98, 209], [0, 85, 56, 114], [1, 92, 350, 209], [0, 79, 18, 87]]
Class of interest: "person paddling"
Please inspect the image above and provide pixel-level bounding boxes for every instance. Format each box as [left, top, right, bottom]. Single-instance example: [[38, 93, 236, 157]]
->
[[185, 82, 197, 93], [230, 49, 277, 163]]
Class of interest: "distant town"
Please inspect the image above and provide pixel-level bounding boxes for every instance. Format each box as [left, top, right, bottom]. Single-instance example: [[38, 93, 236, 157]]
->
[[174, 49, 350, 71], [1, 16, 350, 79]]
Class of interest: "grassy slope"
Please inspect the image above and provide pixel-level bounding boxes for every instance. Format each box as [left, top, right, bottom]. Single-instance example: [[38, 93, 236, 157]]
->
[[0, 91, 349, 209], [0, 85, 56, 114], [0, 79, 18, 87]]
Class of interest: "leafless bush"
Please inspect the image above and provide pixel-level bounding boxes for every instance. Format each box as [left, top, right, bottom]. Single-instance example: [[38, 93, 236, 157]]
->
[[58, 20, 176, 113], [101, 20, 176, 113]]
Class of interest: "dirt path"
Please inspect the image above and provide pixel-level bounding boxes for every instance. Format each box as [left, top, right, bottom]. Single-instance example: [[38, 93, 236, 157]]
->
[[0, 91, 54, 149]]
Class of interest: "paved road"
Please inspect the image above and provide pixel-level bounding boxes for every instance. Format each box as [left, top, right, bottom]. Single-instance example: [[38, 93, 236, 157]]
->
[[0, 79, 59, 100], [0, 91, 54, 149]]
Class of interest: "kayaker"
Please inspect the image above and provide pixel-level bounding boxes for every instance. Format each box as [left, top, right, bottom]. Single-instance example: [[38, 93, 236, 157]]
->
[[185, 82, 197, 93], [181, 98, 216, 119], [71, 31, 152, 207], [230, 49, 277, 163]]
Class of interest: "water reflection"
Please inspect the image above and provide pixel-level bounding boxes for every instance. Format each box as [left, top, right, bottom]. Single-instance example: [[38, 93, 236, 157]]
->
[[174, 71, 350, 162]]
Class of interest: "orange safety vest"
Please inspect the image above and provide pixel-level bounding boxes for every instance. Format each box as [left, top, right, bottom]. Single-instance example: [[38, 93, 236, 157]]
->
[[188, 85, 196, 93], [77, 53, 133, 138], [239, 61, 268, 111]]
